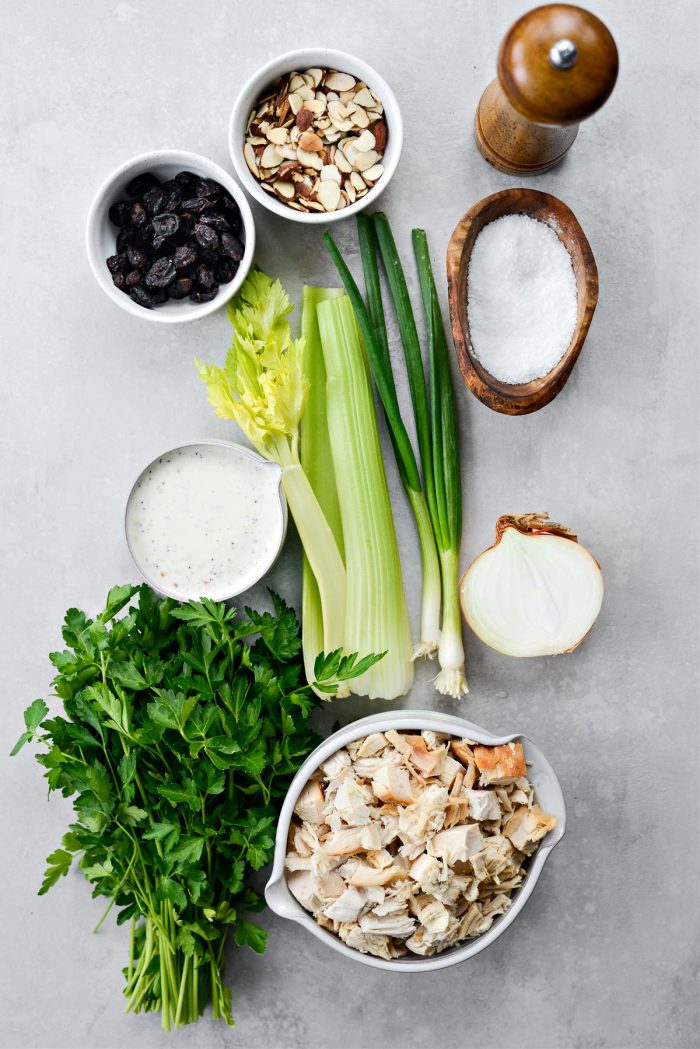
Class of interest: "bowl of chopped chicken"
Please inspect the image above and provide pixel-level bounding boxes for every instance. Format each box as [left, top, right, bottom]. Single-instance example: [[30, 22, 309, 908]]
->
[[265, 711, 565, 970]]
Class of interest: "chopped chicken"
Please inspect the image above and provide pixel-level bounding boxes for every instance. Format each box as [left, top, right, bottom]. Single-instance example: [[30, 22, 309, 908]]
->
[[330, 777, 373, 826], [372, 764, 415, 804], [504, 804, 557, 851], [384, 729, 414, 755], [473, 742, 526, 784], [319, 749, 351, 779], [348, 862, 406, 887], [339, 922, 405, 960], [294, 780, 326, 824], [409, 852, 441, 888], [437, 754, 463, 789], [429, 824, 484, 865], [285, 730, 555, 960], [408, 736, 446, 777], [324, 823, 382, 856], [415, 898, 450, 934], [359, 911, 416, 938], [323, 885, 367, 923], [397, 784, 448, 843], [466, 789, 502, 822], [356, 732, 387, 758], [287, 869, 322, 912]]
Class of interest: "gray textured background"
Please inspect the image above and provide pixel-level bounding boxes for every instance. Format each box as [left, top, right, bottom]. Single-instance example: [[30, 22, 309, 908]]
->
[[1, 1, 698, 1047]]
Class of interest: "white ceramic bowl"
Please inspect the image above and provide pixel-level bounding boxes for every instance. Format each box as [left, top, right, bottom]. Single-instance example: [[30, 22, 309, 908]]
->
[[124, 438, 287, 601], [86, 150, 255, 323], [229, 49, 403, 224], [266, 709, 566, 971]]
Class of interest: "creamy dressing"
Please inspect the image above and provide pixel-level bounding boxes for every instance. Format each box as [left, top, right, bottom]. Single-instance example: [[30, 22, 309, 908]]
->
[[125, 443, 284, 600]]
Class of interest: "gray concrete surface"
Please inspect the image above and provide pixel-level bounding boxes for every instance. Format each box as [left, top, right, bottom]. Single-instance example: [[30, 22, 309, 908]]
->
[[1, 1, 698, 1047]]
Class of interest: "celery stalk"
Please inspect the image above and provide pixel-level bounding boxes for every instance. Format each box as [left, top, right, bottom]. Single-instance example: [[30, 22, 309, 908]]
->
[[317, 296, 414, 700], [300, 286, 345, 687], [196, 271, 347, 677]]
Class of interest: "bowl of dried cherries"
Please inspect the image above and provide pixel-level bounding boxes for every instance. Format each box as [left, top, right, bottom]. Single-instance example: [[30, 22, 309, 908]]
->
[[86, 149, 255, 322]]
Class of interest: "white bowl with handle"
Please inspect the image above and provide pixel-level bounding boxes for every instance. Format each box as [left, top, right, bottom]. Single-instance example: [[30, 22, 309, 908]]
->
[[265, 709, 566, 971]]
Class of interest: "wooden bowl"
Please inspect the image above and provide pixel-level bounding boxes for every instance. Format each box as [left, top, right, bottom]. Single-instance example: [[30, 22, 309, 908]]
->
[[446, 188, 598, 415]]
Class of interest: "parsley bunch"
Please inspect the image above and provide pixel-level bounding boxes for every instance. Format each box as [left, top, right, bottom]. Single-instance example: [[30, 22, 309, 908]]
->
[[12, 584, 378, 1030]]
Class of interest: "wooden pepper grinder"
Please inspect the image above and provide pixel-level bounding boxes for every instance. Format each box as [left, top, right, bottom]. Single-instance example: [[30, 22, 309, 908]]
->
[[475, 4, 618, 175]]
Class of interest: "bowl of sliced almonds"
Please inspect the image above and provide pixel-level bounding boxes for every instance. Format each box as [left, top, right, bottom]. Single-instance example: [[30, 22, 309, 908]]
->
[[229, 49, 402, 222]]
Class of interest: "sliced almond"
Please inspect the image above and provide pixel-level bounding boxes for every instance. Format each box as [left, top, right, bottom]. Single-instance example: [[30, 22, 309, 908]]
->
[[353, 87, 376, 108], [305, 98, 325, 116], [350, 171, 366, 192], [345, 181, 357, 203], [349, 106, 370, 129], [244, 143, 259, 176], [260, 144, 282, 169], [298, 130, 324, 153], [362, 163, 384, 183], [320, 164, 341, 184], [289, 73, 305, 92], [297, 85, 315, 102], [266, 126, 289, 145], [278, 160, 302, 180], [273, 180, 295, 200], [277, 143, 299, 161], [325, 71, 356, 92], [297, 147, 324, 170], [317, 180, 341, 211], [353, 148, 380, 172], [247, 135, 267, 146], [335, 148, 353, 173], [342, 141, 359, 167], [354, 129, 376, 153], [295, 107, 314, 132], [372, 119, 387, 152], [305, 67, 323, 87], [305, 200, 325, 212], [323, 128, 341, 143], [288, 92, 304, 115], [296, 176, 314, 198]]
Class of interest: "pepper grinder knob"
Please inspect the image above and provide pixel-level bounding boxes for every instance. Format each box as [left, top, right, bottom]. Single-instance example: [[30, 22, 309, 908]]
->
[[475, 4, 619, 175]]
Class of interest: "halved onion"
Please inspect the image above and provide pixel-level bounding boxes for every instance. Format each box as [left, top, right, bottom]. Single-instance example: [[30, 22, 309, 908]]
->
[[460, 514, 604, 657]]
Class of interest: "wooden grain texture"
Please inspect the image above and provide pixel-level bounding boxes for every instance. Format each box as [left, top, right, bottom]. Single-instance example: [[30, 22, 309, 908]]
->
[[475, 4, 618, 174], [446, 188, 598, 416]]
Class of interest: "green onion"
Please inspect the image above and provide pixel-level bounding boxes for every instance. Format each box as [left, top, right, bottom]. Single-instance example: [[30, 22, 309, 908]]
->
[[324, 226, 441, 658], [373, 214, 437, 532], [300, 286, 346, 691], [316, 295, 414, 699], [412, 228, 467, 697]]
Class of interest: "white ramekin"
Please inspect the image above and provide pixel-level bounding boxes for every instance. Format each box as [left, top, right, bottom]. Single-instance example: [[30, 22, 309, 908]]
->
[[229, 49, 403, 224], [265, 709, 566, 971], [86, 149, 255, 323], [124, 438, 287, 601]]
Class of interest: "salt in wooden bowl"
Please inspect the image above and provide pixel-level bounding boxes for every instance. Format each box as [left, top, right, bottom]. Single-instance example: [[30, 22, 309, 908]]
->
[[446, 188, 598, 416]]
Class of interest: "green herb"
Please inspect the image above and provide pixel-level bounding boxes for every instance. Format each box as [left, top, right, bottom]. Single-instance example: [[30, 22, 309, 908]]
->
[[11, 584, 379, 1030]]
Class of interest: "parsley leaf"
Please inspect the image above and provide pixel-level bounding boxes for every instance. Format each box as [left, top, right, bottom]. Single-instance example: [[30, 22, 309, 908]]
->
[[13, 584, 380, 1030]]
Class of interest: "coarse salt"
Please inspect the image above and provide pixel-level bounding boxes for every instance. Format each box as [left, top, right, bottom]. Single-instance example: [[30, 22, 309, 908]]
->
[[466, 213, 578, 384]]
